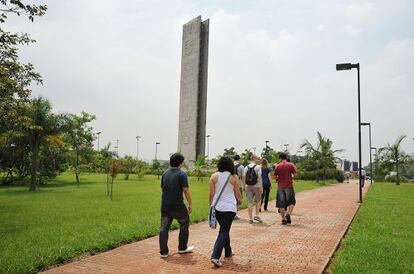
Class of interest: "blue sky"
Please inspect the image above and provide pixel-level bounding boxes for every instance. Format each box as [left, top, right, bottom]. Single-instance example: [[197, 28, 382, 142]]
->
[[7, 0, 414, 163]]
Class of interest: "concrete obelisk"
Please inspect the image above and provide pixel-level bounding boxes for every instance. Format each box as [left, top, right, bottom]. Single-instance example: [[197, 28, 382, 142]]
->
[[177, 16, 209, 164]]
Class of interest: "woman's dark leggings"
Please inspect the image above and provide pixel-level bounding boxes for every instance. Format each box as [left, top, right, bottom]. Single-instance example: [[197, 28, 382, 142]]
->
[[211, 210, 236, 259], [261, 186, 271, 210]]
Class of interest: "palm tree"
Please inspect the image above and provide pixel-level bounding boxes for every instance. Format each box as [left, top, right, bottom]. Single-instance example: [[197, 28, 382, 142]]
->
[[25, 97, 62, 191], [378, 135, 407, 185], [300, 132, 344, 179]]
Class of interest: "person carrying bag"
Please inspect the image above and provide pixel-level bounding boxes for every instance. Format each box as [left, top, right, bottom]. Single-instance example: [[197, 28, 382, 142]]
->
[[209, 174, 232, 229], [208, 157, 243, 267]]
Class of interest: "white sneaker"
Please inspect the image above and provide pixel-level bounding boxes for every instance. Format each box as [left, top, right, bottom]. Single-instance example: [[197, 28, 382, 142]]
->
[[211, 258, 223, 267], [234, 215, 240, 220], [160, 253, 169, 258], [178, 245, 194, 254]]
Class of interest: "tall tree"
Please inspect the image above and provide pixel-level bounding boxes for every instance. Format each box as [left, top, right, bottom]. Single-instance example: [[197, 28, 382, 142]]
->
[[120, 155, 136, 180], [378, 135, 407, 185], [222, 147, 237, 158], [25, 97, 62, 191], [300, 131, 344, 178], [63, 112, 96, 186], [0, 1, 47, 135]]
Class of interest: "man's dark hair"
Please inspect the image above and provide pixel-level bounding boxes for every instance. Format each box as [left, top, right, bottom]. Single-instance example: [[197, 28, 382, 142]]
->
[[279, 152, 287, 160], [170, 153, 185, 167], [234, 154, 241, 161], [217, 157, 235, 175]]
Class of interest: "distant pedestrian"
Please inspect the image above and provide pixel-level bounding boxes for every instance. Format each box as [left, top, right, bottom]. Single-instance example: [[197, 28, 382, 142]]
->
[[260, 158, 272, 212], [209, 157, 243, 267], [361, 169, 366, 188], [243, 154, 263, 224], [233, 154, 244, 219], [159, 153, 194, 258], [274, 152, 297, 225]]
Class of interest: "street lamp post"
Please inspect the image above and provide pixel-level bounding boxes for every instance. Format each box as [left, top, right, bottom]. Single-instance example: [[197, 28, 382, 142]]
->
[[265, 140, 270, 158], [371, 146, 377, 181], [136, 136, 141, 160], [336, 62, 362, 203], [155, 142, 160, 160], [361, 122, 373, 185], [116, 139, 119, 157], [96, 132, 101, 151]]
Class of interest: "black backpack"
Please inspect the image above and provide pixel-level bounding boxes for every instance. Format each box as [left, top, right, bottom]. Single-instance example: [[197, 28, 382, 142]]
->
[[234, 163, 241, 177], [245, 165, 258, 185]]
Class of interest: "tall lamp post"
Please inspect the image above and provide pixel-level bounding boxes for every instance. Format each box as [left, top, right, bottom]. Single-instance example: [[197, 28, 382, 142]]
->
[[361, 122, 373, 185], [265, 140, 270, 158], [155, 142, 160, 160], [96, 132, 101, 151], [136, 136, 141, 160], [371, 146, 377, 181], [336, 62, 362, 203], [206, 135, 211, 161]]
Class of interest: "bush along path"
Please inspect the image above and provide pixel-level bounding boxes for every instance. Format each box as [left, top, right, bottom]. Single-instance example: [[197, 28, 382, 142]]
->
[[44, 181, 369, 274]]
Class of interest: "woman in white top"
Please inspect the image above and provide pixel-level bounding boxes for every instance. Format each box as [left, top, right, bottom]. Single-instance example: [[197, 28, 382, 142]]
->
[[209, 157, 243, 267]]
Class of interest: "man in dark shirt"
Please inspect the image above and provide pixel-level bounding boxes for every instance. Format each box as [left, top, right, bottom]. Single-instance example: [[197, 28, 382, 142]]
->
[[159, 153, 193, 258], [274, 152, 297, 225]]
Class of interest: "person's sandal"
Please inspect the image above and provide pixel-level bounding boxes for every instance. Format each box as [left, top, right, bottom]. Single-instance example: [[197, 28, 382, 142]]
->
[[282, 219, 287, 225], [254, 216, 263, 223], [249, 219, 253, 224], [286, 214, 291, 224], [211, 258, 223, 267]]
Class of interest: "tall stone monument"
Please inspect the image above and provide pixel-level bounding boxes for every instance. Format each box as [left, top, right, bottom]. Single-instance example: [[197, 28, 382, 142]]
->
[[178, 16, 209, 163]]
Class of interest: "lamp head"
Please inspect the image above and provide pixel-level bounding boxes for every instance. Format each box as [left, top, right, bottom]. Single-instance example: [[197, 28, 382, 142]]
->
[[336, 63, 359, 71]]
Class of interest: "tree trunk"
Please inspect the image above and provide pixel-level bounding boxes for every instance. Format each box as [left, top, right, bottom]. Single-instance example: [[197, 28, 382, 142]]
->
[[29, 136, 39, 192], [396, 161, 400, 186], [75, 149, 80, 187], [106, 174, 109, 196]]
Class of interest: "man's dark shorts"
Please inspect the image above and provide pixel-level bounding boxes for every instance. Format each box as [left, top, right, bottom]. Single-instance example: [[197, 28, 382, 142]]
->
[[276, 187, 296, 209]]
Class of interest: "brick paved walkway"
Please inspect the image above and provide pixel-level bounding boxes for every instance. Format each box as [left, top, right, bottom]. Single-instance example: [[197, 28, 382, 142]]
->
[[45, 181, 369, 274]]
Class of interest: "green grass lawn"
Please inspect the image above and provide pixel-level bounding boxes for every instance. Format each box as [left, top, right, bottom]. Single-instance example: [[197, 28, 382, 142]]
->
[[0, 173, 333, 274], [331, 182, 414, 273]]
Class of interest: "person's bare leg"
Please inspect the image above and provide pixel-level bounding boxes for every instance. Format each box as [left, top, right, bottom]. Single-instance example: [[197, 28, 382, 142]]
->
[[255, 201, 260, 216], [248, 204, 253, 220], [287, 205, 295, 215], [279, 208, 286, 220]]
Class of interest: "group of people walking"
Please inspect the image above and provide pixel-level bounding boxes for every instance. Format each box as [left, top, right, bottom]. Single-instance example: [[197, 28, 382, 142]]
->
[[159, 152, 297, 267]]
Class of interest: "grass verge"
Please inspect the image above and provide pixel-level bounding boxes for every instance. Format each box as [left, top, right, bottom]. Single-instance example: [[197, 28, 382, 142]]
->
[[331, 182, 414, 273]]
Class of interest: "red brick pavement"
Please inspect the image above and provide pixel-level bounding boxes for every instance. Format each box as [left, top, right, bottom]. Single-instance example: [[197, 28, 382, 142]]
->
[[44, 181, 369, 274]]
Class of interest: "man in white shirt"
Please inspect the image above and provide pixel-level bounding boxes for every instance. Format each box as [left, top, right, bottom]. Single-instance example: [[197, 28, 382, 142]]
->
[[243, 154, 263, 224]]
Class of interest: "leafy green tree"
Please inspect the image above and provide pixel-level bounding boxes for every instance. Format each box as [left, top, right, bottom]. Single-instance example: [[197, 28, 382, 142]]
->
[[120, 155, 136, 180], [194, 155, 207, 181], [136, 159, 149, 180], [107, 159, 119, 200], [223, 147, 237, 158], [25, 97, 63, 191], [378, 135, 408, 185], [63, 112, 96, 186], [0, 1, 47, 136], [152, 159, 162, 179], [241, 149, 252, 166], [260, 147, 279, 164], [300, 131, 344, 180]]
